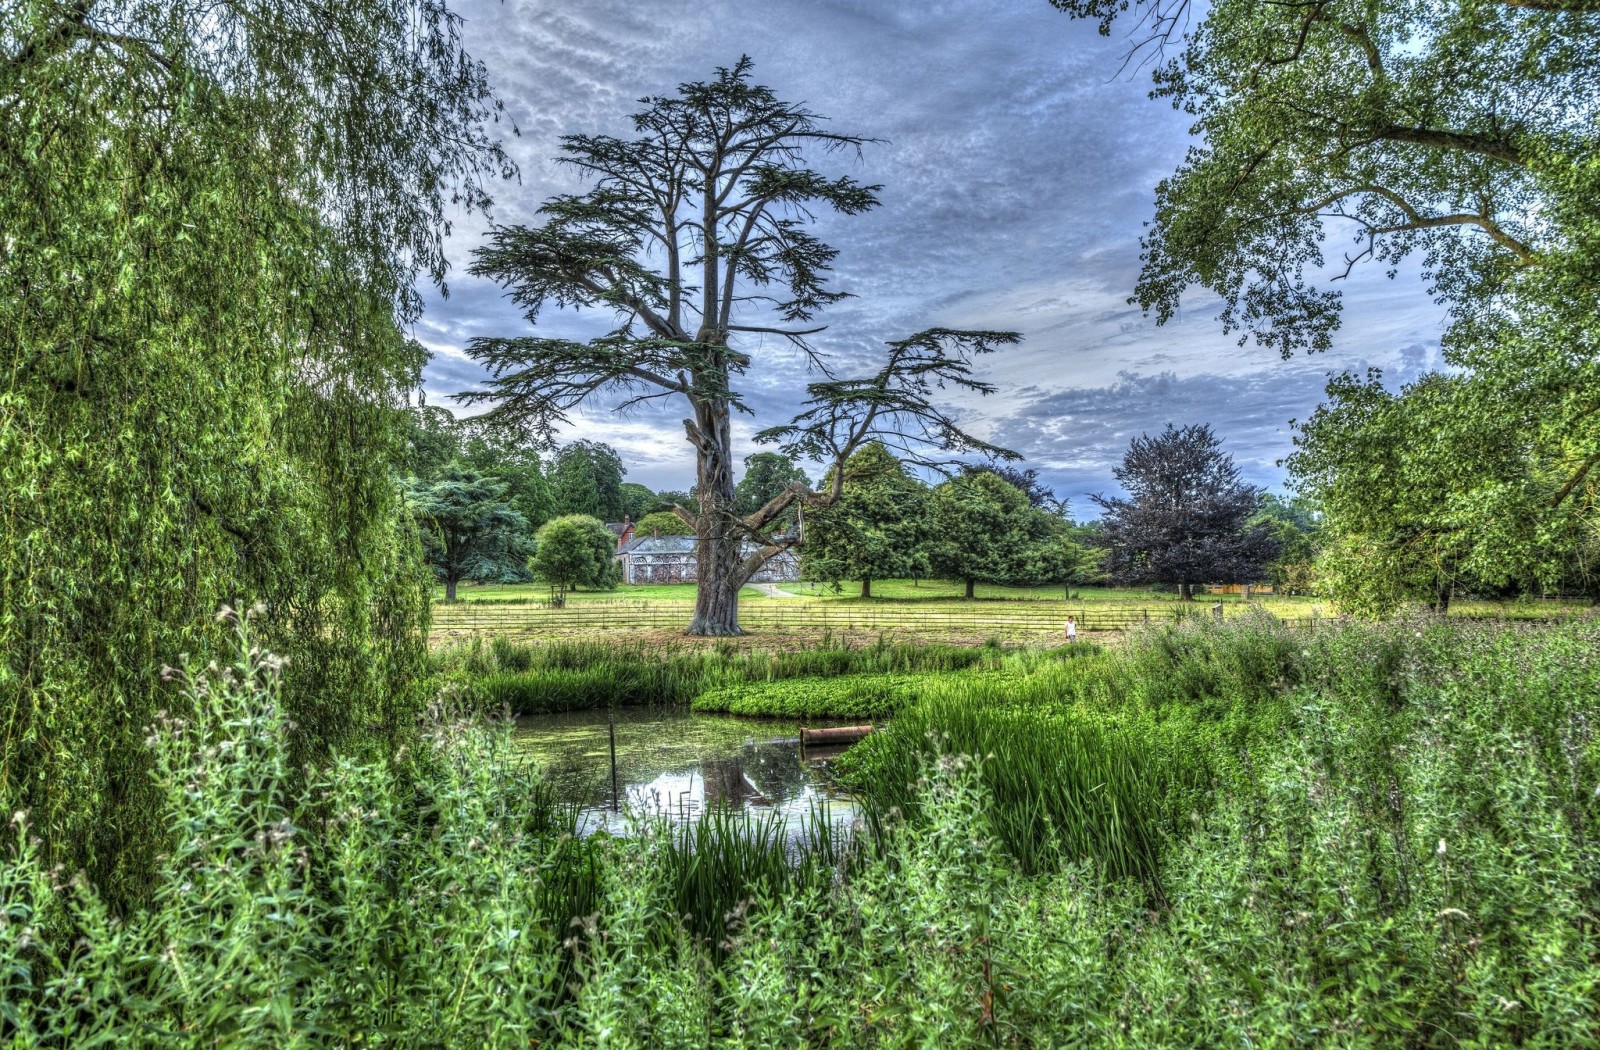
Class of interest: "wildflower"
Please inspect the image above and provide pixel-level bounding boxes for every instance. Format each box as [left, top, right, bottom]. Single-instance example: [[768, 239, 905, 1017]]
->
[[1435, 838, 1447, 857]]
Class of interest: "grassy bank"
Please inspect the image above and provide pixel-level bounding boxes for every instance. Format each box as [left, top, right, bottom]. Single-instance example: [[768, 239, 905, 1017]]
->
[[4, 617, 1597, 1045]]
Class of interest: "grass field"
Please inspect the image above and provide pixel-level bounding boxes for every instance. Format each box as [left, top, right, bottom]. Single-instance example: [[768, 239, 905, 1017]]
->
[[428, 579, 1594, 647], [782, 579, 1248, 602], [436, 581, 768, 603]]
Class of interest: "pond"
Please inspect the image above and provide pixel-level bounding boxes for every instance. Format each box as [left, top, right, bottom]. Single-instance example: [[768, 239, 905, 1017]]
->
[[512, 707, 861, 834]]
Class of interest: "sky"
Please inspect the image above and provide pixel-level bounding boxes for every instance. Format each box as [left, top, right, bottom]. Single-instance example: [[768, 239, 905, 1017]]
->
[[415, 0, 1450, 513]]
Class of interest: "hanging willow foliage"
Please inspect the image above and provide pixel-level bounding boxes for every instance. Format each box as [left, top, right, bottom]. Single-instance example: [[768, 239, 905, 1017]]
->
[[0, 1, 512, 904]]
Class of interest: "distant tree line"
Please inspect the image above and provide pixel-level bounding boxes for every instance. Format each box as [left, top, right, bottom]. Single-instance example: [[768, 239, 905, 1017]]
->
[[401, 408, 824, 600], [1049, 0, 1600, 614], [404, 411, 1337, 603], [804, 431, 1318, 600]]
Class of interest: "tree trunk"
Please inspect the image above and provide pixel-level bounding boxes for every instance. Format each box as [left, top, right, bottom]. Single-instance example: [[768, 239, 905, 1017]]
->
[[1434, 579, 1451, 615], [1179, 581, 1193, 601], [688, 397, 745, 636], [861, 578, 872, 598], [445, 577, 458, 603], [965, 578, 975, 599]]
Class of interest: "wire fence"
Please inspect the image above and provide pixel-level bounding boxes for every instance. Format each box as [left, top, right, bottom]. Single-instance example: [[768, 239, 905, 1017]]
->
[[429, 599, 1336, 639]]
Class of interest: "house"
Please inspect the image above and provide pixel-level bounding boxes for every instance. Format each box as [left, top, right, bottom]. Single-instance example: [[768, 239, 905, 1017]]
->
[[604, 517, 636, 551], [616, 534, 801, 585]]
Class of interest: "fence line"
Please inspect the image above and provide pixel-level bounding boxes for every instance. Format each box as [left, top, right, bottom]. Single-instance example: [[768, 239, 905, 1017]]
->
[[430, 600, 1339, 638]]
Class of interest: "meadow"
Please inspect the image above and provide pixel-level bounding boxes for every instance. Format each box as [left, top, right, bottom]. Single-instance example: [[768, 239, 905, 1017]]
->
[[428, 580, 1592, 651], [4, 613, 1596, 1046]]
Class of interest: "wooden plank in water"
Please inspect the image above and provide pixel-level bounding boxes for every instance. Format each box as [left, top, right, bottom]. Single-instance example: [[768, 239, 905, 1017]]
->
[[801, 724, 873, 745]]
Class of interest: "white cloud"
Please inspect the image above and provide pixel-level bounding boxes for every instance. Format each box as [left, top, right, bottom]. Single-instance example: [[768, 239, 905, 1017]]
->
[[415, 0, 1451, 498]]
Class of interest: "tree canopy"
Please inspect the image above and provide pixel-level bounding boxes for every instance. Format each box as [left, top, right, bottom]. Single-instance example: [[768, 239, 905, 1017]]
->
[[406, 466, 532, 602], [1093, 425, 1280, 599], [619, 482, 662, 522], [531, 515, 620, 606], [801, 443, 930, 598], [928, 472, 1071, 599], [1050, 0, 1600, 590], [634, 510, 696, 537], [551, 440, 628, 522], [960, 463, 1065, 516], [460, 59, 1018, 634], [1288, 371, 1561, 612], [1, 0, 509, 903], [734, 452, 812, 522], [1254, 492, 1324, 597], [403, 407, 557, 532]]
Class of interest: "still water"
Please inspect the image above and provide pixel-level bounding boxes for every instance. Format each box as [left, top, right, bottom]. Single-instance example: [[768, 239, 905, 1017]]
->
[[512, 707, 859, 833]]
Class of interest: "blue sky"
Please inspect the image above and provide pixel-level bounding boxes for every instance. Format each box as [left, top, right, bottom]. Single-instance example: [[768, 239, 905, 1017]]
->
[[415, 0, 1449, 514]]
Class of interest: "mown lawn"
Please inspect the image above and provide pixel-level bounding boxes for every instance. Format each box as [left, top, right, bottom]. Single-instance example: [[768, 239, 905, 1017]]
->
[[435, 581, 768, 603], [783, 578, 1316, 603], [428, 579, 1587, 627]]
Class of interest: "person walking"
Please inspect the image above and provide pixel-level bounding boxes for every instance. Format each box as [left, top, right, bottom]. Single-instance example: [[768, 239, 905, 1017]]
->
[[1064, 616, 1077, 643]]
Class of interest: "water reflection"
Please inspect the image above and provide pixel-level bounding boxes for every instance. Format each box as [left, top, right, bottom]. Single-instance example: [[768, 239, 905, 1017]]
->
[[512, 707, 858, 834]]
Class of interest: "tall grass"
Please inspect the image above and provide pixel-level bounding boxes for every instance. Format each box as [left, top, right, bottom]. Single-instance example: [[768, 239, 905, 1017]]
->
[[651, 801, 846, 954], [437, 635, 1077, 715], [842, 686, 1212, 882], [4, 615, 1597, 1045]]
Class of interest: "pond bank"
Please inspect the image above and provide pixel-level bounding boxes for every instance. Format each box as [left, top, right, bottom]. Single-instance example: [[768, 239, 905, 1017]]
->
[[512, 706, 861, 832]]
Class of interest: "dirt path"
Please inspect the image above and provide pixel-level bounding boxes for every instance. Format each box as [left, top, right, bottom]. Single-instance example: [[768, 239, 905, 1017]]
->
[[749, 582, 801, 598]]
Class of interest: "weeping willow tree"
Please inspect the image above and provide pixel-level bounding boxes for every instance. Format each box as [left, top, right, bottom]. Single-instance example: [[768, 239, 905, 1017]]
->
[[0, 1, 511, 904]]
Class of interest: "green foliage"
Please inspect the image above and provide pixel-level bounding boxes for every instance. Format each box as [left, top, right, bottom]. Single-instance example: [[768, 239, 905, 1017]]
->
[[550, 440, 628, 522], [529, 515, 619, 606], [406, 463, 532, 600], [692, 673, 929, 719], [927, 470, 1072, 595], [401, 407, 559, 531], [733, 452, 811, 520], [1292, 371, 1575, 613], [634, 510, 695, 536], [1062, 0, 1600, 357], [840, 651, 1216, 881], [619, 481, 662, 521], [1254, 491, 1323, 595], [802, 442, 930, 596], [0, 0, 509, 905], [4, 618, 1599, 1044], [435, 635, 1025, 715], [1053, 0, 1600, 595], [460, 424, 559, 531]]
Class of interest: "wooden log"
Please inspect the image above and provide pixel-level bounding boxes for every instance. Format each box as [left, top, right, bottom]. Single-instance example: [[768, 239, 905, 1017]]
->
[[801, 724, 874, 745]]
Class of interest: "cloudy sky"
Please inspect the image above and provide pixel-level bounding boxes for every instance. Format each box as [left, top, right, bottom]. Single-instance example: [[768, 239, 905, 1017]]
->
[[416, 0, 1449, 513]]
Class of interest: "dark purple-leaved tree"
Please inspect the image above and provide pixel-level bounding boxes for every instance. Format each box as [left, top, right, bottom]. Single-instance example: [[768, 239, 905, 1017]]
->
[[1092, 424, 1280, 599], [460, 59, 1016, 635]]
